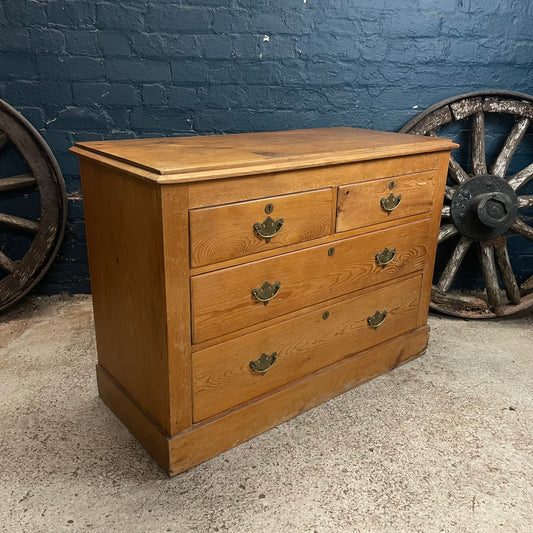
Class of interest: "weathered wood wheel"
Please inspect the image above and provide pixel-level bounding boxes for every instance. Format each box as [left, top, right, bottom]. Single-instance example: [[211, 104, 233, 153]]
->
[[400, 90, 533, 318], [0, 99, 67, 312]]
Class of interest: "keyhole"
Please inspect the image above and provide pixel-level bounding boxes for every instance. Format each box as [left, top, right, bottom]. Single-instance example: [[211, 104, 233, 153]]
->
[[265, 203, 274, 214]]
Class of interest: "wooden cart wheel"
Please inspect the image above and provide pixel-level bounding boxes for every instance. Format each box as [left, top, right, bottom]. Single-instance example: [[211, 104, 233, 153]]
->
[[0, 99, 67, 312], [400, 91, 533, 318]]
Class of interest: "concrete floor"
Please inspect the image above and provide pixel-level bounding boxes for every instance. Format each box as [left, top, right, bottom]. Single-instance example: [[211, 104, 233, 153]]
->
[[0, 295, 531, 533]]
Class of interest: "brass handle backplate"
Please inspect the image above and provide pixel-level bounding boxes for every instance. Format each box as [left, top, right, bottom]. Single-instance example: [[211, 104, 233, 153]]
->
[[253, 216, 284, 243], [250, 352, 277, 375], [367, 310, 387, 329], [380, 192, 402, 214], [375, 247, 396, 268], [252, 280, 281, 305]]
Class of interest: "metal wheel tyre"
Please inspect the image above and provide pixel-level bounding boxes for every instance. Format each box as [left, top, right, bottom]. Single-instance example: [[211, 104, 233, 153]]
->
[[0, 99, 67, 312], [400, 90, 533, 318]]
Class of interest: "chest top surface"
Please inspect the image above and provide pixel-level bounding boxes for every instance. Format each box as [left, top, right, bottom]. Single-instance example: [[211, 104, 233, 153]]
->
[[69, 127, 456, 183]]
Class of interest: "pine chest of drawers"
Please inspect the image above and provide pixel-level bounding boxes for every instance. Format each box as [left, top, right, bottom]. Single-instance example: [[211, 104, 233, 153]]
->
[[70, 127, 456, 476]]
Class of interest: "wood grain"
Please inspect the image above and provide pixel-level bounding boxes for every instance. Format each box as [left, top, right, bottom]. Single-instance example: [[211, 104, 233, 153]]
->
[[169, 326, 430, 476], [189, 211, 431, 277], [192, 275, 422, 421], [191, 218, 431, 343], [95, 325, 429, 476], [336, 170, 436, 232], [160, 184, 193, 434], [81, 160, 174, 435], [191, 270, 429, 352], [70, 127, 456, 183], [189, 188, 332, 267]]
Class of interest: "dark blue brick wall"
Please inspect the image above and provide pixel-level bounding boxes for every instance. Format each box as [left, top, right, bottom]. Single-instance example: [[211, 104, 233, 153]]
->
[[0, 0, 532, 295]]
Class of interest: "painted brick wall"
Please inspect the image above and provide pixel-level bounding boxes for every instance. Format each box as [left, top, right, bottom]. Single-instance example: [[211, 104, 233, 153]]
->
[[0, 0, 532, 295]]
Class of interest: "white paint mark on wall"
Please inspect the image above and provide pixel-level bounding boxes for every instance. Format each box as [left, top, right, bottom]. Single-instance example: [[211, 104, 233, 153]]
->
[[263, 35, 270, 42]]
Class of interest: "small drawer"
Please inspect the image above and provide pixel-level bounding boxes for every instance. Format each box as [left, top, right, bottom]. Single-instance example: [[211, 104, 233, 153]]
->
[[336, 171, 436, 233], [189, 188, 332, 267], [191, 218, 431, 343], [192, 275, 422, 421]]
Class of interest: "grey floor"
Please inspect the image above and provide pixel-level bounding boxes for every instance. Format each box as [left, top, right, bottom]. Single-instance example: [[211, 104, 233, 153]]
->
[[0, 294, 531, 533]]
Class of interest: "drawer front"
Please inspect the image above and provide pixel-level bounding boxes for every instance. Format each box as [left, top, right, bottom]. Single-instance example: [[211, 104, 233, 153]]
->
[[192, 275, 422, 421], [191, 218, 431, 343], [189, 188, 332, 267], [336, 171, 436, 233]]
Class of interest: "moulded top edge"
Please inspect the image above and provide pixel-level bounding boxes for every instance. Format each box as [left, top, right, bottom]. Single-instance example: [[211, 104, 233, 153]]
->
[[69, 127, 458, 183]]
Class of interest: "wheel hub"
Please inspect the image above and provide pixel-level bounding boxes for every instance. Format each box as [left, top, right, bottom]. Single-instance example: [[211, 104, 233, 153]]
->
[[451, 175, 518, 241]]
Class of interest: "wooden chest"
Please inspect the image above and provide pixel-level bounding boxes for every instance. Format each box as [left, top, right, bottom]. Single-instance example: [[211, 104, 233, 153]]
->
[[70, 127, 456, 476]]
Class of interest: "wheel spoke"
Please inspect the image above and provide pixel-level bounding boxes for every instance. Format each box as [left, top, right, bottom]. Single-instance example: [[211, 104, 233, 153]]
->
[[0, 250, 16, 273], [441, 205, 451, 218], [445, 185, 456, 201], [493, 238, 521, 304], [517, 195, 533, 208], [511, 218, 533, 241], [0, 173, 37, 193], [437, 236, 472, 292], [448, 156, 469, 185], [491, 117, 531, 178], [471, 111, 487, 175], [521, 275, 533, 292], [478, 243, 502, 312], [0, 212, 40, 234], [438, 223, 458, 244], [508, 162, 533, 191]]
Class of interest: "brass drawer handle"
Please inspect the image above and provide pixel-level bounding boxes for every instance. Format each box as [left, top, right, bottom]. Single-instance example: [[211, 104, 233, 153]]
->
[[367, 310, 387, 329], [249, 352, 277, 375], [380, 192, 402, 214], [253, 216, 284, 243], [375, 247, 396, 268], [252, 280, 281, 305]]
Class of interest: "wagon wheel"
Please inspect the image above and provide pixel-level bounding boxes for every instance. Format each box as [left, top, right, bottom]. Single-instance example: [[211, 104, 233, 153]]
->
[[0, 99, 67, 312], [400, 90, 533, 318]]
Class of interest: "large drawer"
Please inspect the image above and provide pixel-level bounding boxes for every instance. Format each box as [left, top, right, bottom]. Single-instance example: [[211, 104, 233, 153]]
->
[[191, 218, 431, 343], [189, 188, 332, 267], [192, 275, 422, 421], [336, 170, 436, 233]]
